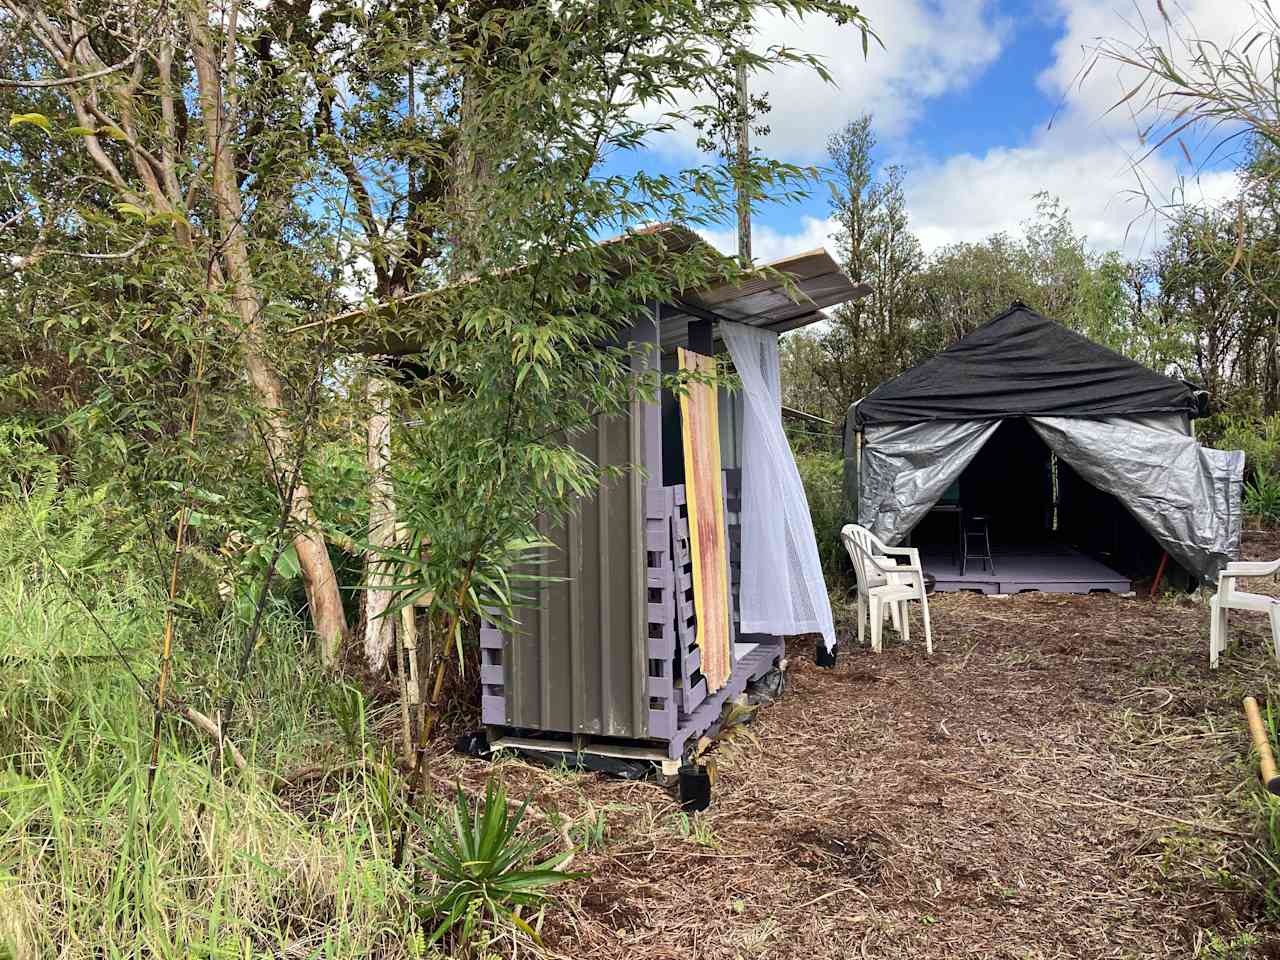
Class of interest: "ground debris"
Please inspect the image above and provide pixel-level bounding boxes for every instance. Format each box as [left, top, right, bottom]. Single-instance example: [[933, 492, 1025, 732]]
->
[[425, 529, 1280, 958]]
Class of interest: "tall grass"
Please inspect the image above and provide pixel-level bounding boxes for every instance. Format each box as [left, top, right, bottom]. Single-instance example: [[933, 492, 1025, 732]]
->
[[0, 475, 415, 958], [0, 437, 584, 958]]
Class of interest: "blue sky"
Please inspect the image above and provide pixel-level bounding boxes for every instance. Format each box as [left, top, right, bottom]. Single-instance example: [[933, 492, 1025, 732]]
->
[[613, 0, 1251, 263]]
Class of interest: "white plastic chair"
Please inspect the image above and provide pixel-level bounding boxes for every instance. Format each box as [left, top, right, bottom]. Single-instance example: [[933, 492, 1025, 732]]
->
[[841, 523, 934, 654], [1209, 558, 1280, 668]]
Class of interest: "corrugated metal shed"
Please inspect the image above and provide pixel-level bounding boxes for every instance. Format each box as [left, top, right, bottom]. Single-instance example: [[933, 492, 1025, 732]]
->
[[337, 225, 868, 758]]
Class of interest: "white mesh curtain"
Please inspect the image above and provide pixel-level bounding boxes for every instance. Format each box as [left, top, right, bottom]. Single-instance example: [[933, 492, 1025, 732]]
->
[[721, 321, 837, 651]]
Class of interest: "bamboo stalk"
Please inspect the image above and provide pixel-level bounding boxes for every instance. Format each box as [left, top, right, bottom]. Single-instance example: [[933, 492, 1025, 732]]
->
[[1243, 696, 1280, 796], [412, 615, 427, 755], [148, 338, 207, 798]]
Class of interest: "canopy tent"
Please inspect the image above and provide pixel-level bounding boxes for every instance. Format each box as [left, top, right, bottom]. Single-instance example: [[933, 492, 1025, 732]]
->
[[847, 303, 1245, 584]]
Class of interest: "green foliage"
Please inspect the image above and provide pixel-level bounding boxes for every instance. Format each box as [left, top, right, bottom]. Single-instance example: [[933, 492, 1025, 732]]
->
[[3, 0, 880, 676], [1206, 413, 1280, 476], [414, 778, 582, 949], [795, 450, 852, 586], [1246, 467, 1280, 523], [327, 682, 371, 761], [573, 805, 610, 853], [1199, 413, 1280, 522], [671, 810, 718, 847]]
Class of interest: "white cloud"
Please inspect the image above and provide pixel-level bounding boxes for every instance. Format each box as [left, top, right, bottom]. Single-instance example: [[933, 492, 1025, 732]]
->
[[647, 0, 1009, 161], [693, 0, 1260, 262], [905, 139, 1239, 257], [702, 145, 1239, 264], [1037, 0, 1263, 139], [897, 0, 1260, 257]]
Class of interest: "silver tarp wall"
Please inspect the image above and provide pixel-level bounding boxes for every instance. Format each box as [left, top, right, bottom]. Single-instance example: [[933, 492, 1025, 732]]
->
[[857, 415, 1245, 582]]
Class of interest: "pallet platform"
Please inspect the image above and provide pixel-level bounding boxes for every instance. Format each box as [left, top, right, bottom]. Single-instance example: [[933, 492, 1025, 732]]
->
[[923, 544, 1131, 595]]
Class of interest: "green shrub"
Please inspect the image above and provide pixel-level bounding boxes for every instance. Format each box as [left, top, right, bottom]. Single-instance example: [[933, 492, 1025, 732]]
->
[[1246, 466, 1280, 523], [1203, 413, 1280, 477], [1199, 413, 1280, 524], [0, 440, 418, 956], [795, 450, 853, 586], [0, 559, 414, 957]]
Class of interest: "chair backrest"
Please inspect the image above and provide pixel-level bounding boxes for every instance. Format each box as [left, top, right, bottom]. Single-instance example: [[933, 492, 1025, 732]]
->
[[841, 524, 886, 594], [845, 523, 887, 560]]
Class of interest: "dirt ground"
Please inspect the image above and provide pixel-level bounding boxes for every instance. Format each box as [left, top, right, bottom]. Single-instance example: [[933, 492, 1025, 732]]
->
[[433, 529, 1280, 959]]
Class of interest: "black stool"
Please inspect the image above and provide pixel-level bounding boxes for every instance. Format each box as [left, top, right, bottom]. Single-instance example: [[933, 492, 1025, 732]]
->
[[962, 514, 995, 576]]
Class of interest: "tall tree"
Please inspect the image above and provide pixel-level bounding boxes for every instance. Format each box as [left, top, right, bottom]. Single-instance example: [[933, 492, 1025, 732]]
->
[[1, 0, 876, 688], [1, 0, 350, 667], [808, 114, 923, 413]]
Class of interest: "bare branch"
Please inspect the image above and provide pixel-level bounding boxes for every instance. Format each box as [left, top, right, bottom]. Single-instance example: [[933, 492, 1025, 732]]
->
[[43, 235, 150, 260], [0, 47, 137, 87]]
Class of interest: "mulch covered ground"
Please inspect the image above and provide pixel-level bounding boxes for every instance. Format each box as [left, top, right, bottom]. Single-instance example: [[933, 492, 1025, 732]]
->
[[433, 529, 1280, 959]]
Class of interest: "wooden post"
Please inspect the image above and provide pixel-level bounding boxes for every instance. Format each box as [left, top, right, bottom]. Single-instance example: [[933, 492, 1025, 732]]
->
[[1243, 696, 1280, 795], [1150, 551, 1169, 601]]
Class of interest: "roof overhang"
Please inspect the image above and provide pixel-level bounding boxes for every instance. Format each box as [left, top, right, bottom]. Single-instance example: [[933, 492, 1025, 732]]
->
[[658, 246, 869, 348], [318, 224, 866, 356]]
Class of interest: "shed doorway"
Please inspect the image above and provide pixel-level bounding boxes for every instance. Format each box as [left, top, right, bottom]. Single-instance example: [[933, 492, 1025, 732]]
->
[[906, 419, 1169, 594]]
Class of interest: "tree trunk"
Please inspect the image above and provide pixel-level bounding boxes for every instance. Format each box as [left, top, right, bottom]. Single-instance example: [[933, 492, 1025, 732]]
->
[[363, 376, 396, 673], [188, 1, 348, 667]]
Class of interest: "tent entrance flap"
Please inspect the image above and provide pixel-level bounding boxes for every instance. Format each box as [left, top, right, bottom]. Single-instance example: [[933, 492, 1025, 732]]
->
[[858, 419, 1000, 545], [1028, 416, 1243, 583], [907, 420, 1157, 592]]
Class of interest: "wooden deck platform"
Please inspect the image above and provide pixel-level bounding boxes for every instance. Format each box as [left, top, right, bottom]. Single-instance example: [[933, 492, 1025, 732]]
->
[[922, 544, 1131, 596]]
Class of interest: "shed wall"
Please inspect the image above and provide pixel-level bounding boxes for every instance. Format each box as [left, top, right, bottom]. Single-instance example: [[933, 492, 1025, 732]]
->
[[499, 315, 658, 739]]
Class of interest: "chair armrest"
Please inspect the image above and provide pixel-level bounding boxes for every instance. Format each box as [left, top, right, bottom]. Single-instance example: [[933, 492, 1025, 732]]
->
[[877, 544, 915, 558], [865, 553, 905, 577], [1223, 559, 1280, 578], [877, 544, 923, 571]]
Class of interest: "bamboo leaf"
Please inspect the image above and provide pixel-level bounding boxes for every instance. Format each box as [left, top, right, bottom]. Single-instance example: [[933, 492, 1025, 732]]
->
[[8, 113, 51, 134]]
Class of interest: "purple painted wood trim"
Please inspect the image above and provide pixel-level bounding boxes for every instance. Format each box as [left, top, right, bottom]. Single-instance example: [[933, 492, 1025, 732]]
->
[[645, 486, 678, 740], [665, 640, 783, 760], [479, 623, 506, 724], [669, 487, 708, 717]]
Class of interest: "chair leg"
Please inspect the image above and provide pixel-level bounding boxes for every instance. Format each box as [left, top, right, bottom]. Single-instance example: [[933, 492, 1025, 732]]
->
[[961, 534, 968, 577], [1270, 604, 1280, 664], [1219, 602, 1229, 661], [857, 594, 866, 647], [985, 527, 995, 576], [870, 596, 884, 653], [920, 591, 933, 655], [889, 596, 902, 634], [1209, 594, 1222, 669], [900, 602, 910, 643]]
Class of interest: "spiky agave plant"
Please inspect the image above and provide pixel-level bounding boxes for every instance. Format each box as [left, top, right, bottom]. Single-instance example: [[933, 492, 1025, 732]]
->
[[415, 777, 583, 948]]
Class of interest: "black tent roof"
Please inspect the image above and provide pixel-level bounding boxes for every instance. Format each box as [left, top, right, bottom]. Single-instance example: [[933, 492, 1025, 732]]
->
[[852, 303, 1199, 427]]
